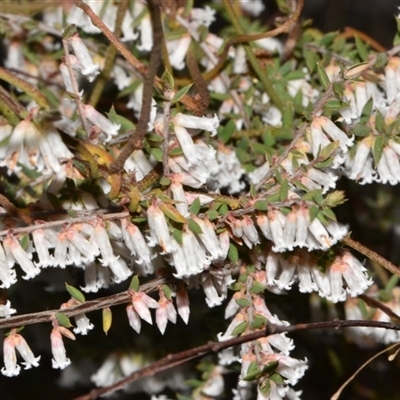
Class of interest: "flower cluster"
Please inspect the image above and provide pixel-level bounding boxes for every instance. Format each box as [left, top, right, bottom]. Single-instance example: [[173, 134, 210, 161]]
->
[[1, 1, 399, 399]]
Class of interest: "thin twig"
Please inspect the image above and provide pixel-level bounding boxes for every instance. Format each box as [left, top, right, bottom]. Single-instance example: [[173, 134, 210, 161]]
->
[[61, 38, 91, 136], [109, 0, 164, 173], [0, 277, 166, 330], [0, 211, 130, 237], [343, 236, 400, 279], [359, 293, 400, 323]]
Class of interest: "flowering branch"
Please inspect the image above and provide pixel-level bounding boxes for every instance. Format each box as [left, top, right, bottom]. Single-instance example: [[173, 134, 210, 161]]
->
[[73, 318, 400, 400], [0, 277, 166, 330]]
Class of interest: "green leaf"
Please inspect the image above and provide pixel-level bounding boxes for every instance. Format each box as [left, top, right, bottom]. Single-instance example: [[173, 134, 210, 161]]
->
[[162, 284, 173, 301], [228, 243, 239, 263], [150, 147, 163, 162], [317, 210, 329, 224], [172, 83, 193, 103], [309, 204, 318, 221], [385, 274, 399, 292], [304, 49, 318, 73], [250, 281, 265, 294], [332, 81, 344, 98], [218, 119, 236, 144], [355, 36, 368, 61], [254, 200, 269, 211], [159, 177, 171, 186], [161, 69, 174, 89], [173, 228, 183, 245], [352, 124, 371, 137], [129, 275, 140, 291], [55, 312, 73, 328], [315, 158, 334, 169], [316, 62, 330, 88], [279, 179, 289, 202], [319, 141, 339, 159], [235, 298, 251, 307], [218, 203, 229, 216], [360, 97, 373, 123], [269, 372, 284, 384], [159, 202, 186, 223], [231, 321, 248, 337], [375, 109, 385, 132], [65, 283, 85, 303], [373, 136, 384, 166], [19, 234, 30, 251], [242, 361, 261, 381], [107, 107, 136, 132], [322, 207, 337, 221], [188, 218, 203, 234], [168, 147, 183, 156], [189, 197, 201, 215], [62, 24, 78, 39], [206, 210, 219, 220], [313, 190, 324, 206], [261, 360, 279, 375], [102, 307, 112, 335], [250, 314, 267, 329], [375, 53, 388, 69], [146, 133, 164, 142]]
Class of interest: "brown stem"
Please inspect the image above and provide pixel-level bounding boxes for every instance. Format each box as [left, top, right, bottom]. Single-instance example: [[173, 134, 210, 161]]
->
[[342, 236, 400, 279], [109, 0, 164, 173], [0, 277, 166, 330]]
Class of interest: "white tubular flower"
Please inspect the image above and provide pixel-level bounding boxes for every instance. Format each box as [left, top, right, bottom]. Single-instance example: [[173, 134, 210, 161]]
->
[[147, 203, 174, 253], [173, 125, 198, 165], [328, 251, 373, 303], [127, 304, 142, 333], [0, 243, 17, 289], [192, 216, 224, 261], [81, 261, 111, 293], [60, 58, 82, 97], [250, 162, 270, 185], [176, 287, 190, 324], [2, 334, 20, 377], [167, 34, 191, 70], [241, 215, 260, 248], [201, 274, 225, 308], [135, 1, 153, 51], [2, 330, 40, 376], [385, 57, 400, 104], [31, 228, 54, 268], [0, 300, 16, 318], [69, 34, 99, 82], [268, 209, 286, 252], [92, 220, 132, 283], [156, 294, 177, 335], [207, 146, 245, 194], [171, 177, 189, 217], [1, 119, 72, 174], [3, 234, 40, 280], [51, 325, 75, 369], [73, 314, 94, 335], [65, 227, 99, 263], [130, 290, 159, 325], [121, 219, 154, 274], [345, 136, 375, 183], [172, 113, 219, 136], [82, 104, 120, 142], [240, 0, 265, 16], [376, 146, 400, 184], [182, 228, 209, 276]]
